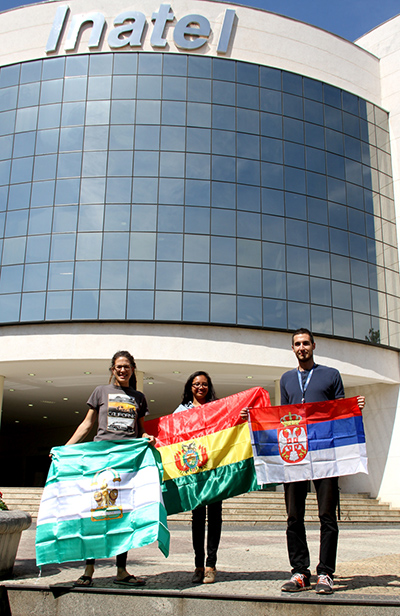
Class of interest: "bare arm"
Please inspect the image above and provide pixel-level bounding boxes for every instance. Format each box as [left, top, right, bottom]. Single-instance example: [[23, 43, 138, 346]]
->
[[138, 416, 156, 446], [65, 408, 97, 445]]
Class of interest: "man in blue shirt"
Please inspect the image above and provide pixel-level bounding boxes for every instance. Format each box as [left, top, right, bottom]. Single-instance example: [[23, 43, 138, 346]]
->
[[280, 328, 365, 595]]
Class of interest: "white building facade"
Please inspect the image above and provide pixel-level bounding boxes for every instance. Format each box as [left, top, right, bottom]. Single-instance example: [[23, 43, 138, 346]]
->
[[0, 0, 399, 506]]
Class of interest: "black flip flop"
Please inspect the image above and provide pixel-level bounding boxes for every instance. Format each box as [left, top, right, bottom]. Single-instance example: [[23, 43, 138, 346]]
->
[[113, 575, 146, 587], [73, 575, 93, 587]]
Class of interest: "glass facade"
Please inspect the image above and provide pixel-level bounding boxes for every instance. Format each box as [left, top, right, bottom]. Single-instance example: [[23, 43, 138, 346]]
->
[[0, 52, 399, 347]]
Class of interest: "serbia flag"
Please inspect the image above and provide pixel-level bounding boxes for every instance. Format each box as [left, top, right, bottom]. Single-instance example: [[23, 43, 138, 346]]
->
[[249, 397, 368, 484]]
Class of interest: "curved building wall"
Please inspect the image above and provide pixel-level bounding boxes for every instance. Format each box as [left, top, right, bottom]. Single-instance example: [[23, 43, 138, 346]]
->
[[0, 1, 399, 506], [0, 52, 398, 347]]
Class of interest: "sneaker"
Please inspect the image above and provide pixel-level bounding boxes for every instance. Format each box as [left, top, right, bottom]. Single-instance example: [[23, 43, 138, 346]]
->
[[281, 573, 311, 592], [192, 567, 204, 583], [315, 573, 334, 594], [203, 567, 216, 584]]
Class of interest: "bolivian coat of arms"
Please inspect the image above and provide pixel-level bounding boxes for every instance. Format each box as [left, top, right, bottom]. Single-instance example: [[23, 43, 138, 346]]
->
[[174, 441, 208, 474], [278, 412, 308, 463]]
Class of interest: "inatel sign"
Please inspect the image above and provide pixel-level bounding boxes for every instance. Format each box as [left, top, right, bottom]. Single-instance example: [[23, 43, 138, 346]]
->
[[46, 4, 237, 55]]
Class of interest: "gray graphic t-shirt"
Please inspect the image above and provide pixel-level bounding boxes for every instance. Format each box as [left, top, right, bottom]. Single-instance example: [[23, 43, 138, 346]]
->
[[87, 384, 149, 441]]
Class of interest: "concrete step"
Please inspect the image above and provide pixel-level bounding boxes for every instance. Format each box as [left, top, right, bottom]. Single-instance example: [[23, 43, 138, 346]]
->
[[2, 487, 400, 524], [3, 584, 400, 616], [219, 500, 394, 510]]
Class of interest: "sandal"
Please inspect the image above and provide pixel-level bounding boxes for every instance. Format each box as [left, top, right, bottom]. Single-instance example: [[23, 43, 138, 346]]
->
[[113, 574, 146, 587], [73, 575, 93, 587]]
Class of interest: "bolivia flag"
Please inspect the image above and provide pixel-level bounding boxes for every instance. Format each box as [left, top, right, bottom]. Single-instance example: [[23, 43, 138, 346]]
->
[[145, 387, 271, 515], [35, 439, 170, 566], [249, 397, 368, 485]]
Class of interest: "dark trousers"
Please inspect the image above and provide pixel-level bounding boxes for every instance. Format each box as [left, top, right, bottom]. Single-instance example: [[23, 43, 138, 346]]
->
[[284, 477, 339, 578], [86, 552, 127, 568], [192, 501, 222, 568]]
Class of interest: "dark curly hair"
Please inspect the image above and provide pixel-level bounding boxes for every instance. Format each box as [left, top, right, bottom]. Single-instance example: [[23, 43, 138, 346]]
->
[[180, 371, 217, 405], [292, 328, 314, 345], [109, 351, 137, 389]]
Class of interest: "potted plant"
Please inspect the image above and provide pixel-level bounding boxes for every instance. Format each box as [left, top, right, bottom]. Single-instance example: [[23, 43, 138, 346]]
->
[[0, 492, 32, 579]]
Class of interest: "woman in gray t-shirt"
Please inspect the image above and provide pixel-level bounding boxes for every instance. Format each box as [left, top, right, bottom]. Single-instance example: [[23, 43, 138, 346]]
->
[[65, 350, 155, 588]]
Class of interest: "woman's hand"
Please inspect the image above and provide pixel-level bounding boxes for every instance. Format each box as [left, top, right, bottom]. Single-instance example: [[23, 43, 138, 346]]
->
[[240, 407, 249, 420], [142, 432, 156, 446]]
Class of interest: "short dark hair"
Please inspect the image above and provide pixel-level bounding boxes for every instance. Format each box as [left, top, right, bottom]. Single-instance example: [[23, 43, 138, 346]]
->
[[109, 351, 137, 389], [292, 328, 314, 345], [181, 371, 217, 405]]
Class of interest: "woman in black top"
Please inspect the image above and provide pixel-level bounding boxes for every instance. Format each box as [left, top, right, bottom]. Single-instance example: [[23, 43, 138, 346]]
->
[[174, 371, 221, 584]]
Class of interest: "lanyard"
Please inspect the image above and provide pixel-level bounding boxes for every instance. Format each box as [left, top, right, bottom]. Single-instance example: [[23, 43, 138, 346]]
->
[[297, 368, 314, 403]]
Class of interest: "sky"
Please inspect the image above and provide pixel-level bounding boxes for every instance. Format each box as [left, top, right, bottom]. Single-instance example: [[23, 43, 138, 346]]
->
[[1, 0, 399, 42]]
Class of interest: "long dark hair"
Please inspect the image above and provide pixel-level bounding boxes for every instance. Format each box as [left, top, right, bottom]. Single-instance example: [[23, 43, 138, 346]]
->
[[109, 351, 137, 389], [181, 371, 217, 405]]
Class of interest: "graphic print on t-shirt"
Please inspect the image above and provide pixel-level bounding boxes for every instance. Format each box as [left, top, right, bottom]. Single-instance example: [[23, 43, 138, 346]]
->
[[107, 393, 138, 434]]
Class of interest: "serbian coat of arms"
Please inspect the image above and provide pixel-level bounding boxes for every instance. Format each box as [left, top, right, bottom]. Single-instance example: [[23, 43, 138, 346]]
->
[[278, 412, 308, 463]]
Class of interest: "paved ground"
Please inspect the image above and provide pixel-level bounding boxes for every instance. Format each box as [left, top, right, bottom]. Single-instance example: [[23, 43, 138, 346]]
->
[[4, 522, 400, 601]]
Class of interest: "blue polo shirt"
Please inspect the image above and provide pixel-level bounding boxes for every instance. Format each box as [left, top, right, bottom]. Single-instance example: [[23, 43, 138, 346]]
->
[[280, 364, 344, 405]]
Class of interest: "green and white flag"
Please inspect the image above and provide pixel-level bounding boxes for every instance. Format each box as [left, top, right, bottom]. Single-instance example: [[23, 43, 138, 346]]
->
[[36, 439, 170, 566]]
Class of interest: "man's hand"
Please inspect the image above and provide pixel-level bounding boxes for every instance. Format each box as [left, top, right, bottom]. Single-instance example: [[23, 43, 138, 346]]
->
[[357, 396, 366, 410]]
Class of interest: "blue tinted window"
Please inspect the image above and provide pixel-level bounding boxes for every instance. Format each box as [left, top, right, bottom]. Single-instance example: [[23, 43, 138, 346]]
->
[[45, 290, 72, 320], [163, 54, 187, 76], [183, 292, 209, 321], [0, 86, 18, 112], [287, 273, 309, 303], [188, 55, 211, 78], [213, 58, 235, 82], [0, 64, 20, 88], [25, 235, 50, 262], [20, 292, 46, 321], [311, 304, 332, 334], [183, 263, 209, 292], [260, 67, 281, 90], [24, 263, 49, 291], [282, 72, 302, 95], [304, 100, 323, 125], [210, 293, 236, 323], [112, 75, 136, 99], [212, 80, 235, 106], [0, 264, 23, 293], [237, 84, 259, 110], [237, 108, 259, 134], [154, 290, 182, 320], [185, 179, 210, 206], [263, 298, 287, 328], [188, 78, 211, 103]]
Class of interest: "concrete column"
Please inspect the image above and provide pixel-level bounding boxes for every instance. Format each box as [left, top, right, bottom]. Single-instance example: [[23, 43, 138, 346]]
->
[[274, 379, 281, 406], [0, 375, 4, 430], [136, 370, 144, 393]]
